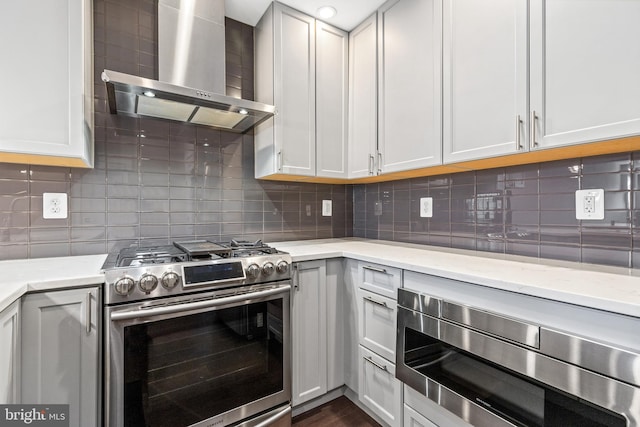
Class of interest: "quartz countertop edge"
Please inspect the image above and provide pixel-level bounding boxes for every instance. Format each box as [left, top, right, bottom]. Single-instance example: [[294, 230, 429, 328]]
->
[[0, 254, 108, 312], [273, 239, 640, 318]]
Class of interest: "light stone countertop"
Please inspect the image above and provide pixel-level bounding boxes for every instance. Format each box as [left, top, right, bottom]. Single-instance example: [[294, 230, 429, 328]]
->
[[1, 239, 639, 318], [0, 254, 107, 312], [272, 238, 640, 318]]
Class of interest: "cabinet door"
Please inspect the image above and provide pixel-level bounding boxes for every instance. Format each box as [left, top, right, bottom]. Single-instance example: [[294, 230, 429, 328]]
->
[[348, 13, 378, 178], [359, 289, 397, 362], [443, 0, 528, 163], [325, 259, 345, 391], [378, 0, 442, 173], [316, 22, 348, 179], [21, 287, 100, 427], [274, 4, 316, 176], [0, 301, 20, 404], [343, 260, 361, 393], [359, 345, 402, 427], [530, 0, 640, 149], [292, 260, 327, 406], [0, 0, 93, 168]]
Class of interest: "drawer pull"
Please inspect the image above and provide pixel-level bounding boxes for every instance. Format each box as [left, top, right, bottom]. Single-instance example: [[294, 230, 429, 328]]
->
[[364, 355, 388, 372], [363, 265, 388, 274], [364, 296, 390, 309]]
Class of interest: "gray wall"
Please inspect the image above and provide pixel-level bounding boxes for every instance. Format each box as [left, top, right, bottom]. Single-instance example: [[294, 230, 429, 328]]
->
[[354, 153, 640, 268], [0, 0, 351, 260]]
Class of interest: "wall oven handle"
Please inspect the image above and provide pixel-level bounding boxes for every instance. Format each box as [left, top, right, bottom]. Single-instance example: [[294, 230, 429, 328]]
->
[[364, 295, 389, 309], [252, 405, 292, 427], [364, 355, 388, 372], [110, 285, 290, 321]]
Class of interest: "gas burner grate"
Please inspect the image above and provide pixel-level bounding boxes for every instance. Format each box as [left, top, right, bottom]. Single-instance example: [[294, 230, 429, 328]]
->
[[115, 245, 188, 267]]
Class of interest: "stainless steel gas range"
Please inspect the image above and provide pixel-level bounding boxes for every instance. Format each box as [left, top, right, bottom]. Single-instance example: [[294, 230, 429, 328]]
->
[[102, 240, 292, 427]]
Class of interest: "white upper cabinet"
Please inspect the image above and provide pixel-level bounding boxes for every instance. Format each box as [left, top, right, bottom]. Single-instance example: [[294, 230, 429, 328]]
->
[[348, 13, 378, 178], [443, 0, 528, 163], [378, 0, 442, 173], [255, 3, 316, 178], [255, 3, 348, 180], [0, 0, 93, 168], [316, 22, 349, 179], [530, 0, 640, 149]]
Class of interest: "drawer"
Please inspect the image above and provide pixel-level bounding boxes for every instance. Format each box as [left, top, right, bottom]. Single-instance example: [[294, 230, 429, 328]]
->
[[404, 404, 437, 427], [359, 345, 402, 427], [359, 261, 402, 299], [358, 289, 397, 362], [404, 385, 473, 427]]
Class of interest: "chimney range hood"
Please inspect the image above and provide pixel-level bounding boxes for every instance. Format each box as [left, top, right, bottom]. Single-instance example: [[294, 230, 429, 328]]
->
[[102, 0, 275, 134]]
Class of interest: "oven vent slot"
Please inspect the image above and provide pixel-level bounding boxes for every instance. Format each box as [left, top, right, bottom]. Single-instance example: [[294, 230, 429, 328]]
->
[[441, 301, 540, 349]]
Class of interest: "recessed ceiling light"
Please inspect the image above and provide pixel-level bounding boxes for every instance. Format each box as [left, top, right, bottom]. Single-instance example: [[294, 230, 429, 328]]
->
[[317, 6, 337, 19]]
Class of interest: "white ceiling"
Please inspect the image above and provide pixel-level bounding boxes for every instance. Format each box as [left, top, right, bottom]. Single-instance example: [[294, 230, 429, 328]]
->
[[225, 0, 387, 31]]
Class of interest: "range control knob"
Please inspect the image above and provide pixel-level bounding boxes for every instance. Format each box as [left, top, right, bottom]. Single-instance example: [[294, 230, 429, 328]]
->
[[262, 262, 275, 276], [114, 277, 135, 296], [161, 272, 180, 289], [246, 263, 261, 279], [276, 261, 289, 274], [139, 274, 158, 293]]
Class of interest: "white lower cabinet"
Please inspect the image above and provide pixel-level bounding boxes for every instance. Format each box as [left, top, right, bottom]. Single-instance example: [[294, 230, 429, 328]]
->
[[358, 289, 397, 362], [359, 345, 402, 427], [20, 287, 100, 427], [404, 405, 438, 427], [0, 301, 20, 404], [404, 385, 473, 427], [292, 260, 328, 406]]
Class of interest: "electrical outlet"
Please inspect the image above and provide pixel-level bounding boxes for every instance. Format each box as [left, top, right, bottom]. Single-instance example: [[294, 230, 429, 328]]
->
[[575, 189, 604, 220], [420, 197, 433, 218], [43, 193, 68, 219], [322, 200, 332, 216]]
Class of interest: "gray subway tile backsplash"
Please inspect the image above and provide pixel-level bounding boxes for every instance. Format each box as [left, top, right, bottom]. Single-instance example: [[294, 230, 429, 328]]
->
[[1, 0, 639, 271], [353, 151, 640, 268]]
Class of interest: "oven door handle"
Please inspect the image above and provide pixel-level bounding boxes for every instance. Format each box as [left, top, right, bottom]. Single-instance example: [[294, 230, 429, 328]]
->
[[110, 285, 290, 321]]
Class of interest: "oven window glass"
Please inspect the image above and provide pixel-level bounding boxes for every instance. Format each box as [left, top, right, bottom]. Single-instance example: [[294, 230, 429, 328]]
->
[[123, 300, 284, 427], [404, 328, 626, 427]]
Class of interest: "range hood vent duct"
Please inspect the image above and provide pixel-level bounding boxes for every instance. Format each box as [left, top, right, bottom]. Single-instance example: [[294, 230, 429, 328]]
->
[[102, 0, 274, 133]]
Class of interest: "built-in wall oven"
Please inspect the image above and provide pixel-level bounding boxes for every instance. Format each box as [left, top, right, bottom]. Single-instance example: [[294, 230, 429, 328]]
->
[[103, 240, 292, 427], [396, 287, 640, 426]]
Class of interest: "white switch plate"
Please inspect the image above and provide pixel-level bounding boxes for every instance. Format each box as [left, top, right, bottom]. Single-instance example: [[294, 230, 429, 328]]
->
[[575, 189, 604, 220], [322, 200, 332, 216], [420, 197, 433, 218], [43, 192, 68, 219]]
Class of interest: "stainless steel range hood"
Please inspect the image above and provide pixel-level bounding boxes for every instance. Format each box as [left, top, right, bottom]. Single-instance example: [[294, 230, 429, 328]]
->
[[101, 0, 275, 133]]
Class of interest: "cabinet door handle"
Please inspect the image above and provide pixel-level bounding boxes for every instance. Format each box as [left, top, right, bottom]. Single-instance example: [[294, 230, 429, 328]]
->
[[364, 296, 390, 309], [364, 355, 388, 372], [363, 265, 388, 274], [515, 115, 523, 150], [530, 110, 538, 148], [377, 152, 382, 175], [277, 150, 283, 171], [293, 264, 299, 291], [86, 291, 92, 334], [369, 154, 374, 175]]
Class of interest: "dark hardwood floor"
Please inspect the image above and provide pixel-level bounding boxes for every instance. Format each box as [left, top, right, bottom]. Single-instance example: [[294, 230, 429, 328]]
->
[[292, 396, 381, 427]]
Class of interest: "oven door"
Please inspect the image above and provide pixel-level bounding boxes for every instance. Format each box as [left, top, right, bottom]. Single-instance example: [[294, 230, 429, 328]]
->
[[396, 305, 639, 427], [105, 283, 291, 427]]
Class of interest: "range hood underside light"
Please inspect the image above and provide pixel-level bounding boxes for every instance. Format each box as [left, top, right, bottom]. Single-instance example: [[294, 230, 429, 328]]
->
[[103, 69, 276, 133]]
